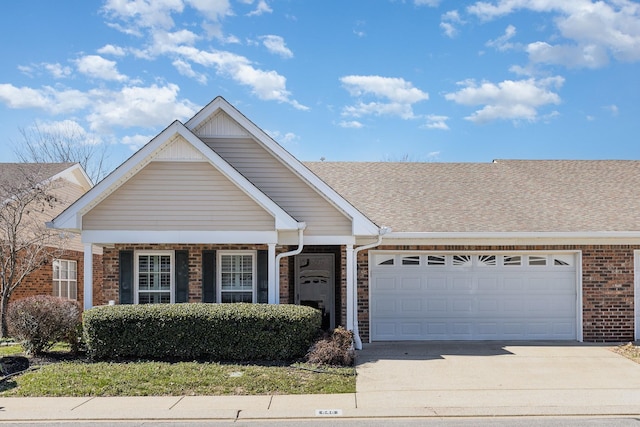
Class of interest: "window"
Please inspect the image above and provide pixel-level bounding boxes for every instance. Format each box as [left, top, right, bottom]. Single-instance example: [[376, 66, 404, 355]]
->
[[401, 255, 420, 266], [219, 252, 256, 303], [53, 259, 77, 300], [427, 255, 446, 266], [136, 252, 173, 304]]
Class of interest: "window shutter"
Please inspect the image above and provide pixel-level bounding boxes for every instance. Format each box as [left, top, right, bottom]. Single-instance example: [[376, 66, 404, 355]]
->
[[257, 249, 268, 303], [119, 250, 134, 304], [175, 250, 189, 303], [202, 250, 216, 303]]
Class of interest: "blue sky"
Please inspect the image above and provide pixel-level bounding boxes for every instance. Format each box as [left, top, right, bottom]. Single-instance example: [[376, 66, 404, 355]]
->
[[1, 0, 639, 175]]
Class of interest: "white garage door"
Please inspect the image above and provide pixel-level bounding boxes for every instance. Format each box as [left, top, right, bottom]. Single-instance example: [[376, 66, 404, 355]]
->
[[370, 252, 578, 341]]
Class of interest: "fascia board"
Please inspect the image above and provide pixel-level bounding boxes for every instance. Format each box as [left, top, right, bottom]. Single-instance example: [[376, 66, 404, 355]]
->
[[186, 97, 379, 237], [383, 231, 640, 245]]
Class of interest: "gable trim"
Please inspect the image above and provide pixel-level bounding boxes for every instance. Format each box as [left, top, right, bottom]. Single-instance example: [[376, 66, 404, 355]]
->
[[185, 97, 379, 237], [52, 121, 301, 232]]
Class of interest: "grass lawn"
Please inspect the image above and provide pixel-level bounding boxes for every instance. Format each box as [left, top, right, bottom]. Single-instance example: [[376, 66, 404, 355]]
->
[[0, 345, 355, 397]]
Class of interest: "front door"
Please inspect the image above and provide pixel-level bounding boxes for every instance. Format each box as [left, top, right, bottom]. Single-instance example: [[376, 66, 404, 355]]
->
[[295, 253, 335, 330]]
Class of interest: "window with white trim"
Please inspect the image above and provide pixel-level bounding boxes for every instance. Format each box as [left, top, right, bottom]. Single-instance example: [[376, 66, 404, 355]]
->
[[218, 252, 256, 303], [53, 259, 77, 300], [135, 251, 174, 304]]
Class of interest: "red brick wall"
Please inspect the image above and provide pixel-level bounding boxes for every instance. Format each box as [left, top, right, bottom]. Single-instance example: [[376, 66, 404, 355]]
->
[[11, 249, 103, 311], [355, 244, 638, 343], [102, 244, 290, 305]]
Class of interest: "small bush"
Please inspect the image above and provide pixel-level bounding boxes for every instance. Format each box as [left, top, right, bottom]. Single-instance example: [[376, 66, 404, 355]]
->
[[7, 296, 81, 355], [83, 303, 322, 361], [306, 326, 355, 366]]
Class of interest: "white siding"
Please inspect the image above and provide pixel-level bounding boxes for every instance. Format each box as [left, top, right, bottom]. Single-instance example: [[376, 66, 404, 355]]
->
[[203, 137, 352, 236], [193, 111, 250, 137], [83, 161, 275, 231]]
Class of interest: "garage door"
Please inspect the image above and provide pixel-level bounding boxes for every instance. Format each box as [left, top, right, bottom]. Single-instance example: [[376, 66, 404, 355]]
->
[[370, 252, 577, 341]]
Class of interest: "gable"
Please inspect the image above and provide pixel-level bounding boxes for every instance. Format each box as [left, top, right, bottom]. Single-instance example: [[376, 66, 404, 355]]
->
[[202, 136, 352, 236], [82, 160, 275, 232]]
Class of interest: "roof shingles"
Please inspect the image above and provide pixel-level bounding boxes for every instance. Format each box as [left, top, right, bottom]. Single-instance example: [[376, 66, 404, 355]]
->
[[304, 160, 640, 233]]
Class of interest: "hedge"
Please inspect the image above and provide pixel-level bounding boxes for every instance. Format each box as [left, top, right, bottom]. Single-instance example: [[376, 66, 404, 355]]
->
[[83, 303, 322, 361]]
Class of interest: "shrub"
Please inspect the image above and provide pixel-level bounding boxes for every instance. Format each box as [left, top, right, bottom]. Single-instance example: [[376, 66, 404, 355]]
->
[[7, 295, 81, 355], [83, 303, 322, 361], [306, 326, 355, 366]]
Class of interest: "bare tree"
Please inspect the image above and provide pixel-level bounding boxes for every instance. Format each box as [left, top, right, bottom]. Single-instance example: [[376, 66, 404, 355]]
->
[[13, 121, 110, 184], [0, 166, 68, 337]]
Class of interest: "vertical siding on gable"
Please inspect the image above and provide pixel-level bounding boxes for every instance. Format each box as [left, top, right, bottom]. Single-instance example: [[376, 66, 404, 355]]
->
[[82, 161, 275, 231], [203, 137, 352, 236], [193, 111, 250, 137]]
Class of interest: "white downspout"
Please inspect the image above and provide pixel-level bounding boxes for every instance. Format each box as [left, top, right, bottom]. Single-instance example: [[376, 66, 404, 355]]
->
[[352, 226, 391, 350], [275, 223, 306, 304]]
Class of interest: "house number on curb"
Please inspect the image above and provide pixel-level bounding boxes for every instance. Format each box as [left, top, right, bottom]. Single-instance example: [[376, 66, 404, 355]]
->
[[315, 409, 343, 416]]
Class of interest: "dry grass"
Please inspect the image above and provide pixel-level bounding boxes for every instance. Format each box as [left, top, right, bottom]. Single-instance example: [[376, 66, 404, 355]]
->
[[611, 342, 640, 363]]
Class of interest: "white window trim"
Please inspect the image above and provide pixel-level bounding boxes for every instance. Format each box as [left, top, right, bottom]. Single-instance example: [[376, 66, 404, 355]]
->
[[53, 259, 77, 300], [217, 250, 257, 303], [134, 250, 175, 304]]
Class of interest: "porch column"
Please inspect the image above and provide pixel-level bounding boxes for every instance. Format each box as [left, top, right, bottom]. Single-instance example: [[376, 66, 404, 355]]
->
[[268, 243, 277, 304], [83, 243, 93, 310], [346, 244, 355, 332]]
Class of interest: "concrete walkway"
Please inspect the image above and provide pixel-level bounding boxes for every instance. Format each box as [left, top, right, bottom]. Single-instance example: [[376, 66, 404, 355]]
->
[[1, 342, 640, 421]]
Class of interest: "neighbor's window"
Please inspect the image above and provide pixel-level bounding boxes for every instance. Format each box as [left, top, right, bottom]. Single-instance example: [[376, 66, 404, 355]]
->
[[53, 259, 77, 300], [218, 252, 256, 303], [135, 252, 173, 304]]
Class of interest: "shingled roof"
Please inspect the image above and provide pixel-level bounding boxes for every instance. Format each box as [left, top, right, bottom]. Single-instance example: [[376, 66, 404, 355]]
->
[[0, 163, 76, 199], [304, 160, 640, 233]]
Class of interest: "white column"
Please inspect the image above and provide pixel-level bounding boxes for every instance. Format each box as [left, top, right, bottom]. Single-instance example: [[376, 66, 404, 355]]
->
[[83, 243, 93, 310], [346, 244, 355, 331], [268, 243, 277, 304]]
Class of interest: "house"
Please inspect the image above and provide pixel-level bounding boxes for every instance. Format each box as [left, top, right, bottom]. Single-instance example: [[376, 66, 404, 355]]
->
[[0, 162, 101, 308], [51, 96, 640, 347]]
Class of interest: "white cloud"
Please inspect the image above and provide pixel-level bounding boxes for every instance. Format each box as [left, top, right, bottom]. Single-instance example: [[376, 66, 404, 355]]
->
[[97, 44, 126, 56], [102, 0, 185, 30], [444, 76, 564, 123], [341, 75, 429, 104], [247, 0, 272, 16], [174, 46, 307, 109], [340, 75, 429, 120], [260, 35, 293, 58], [424, 114, 450, 130], [467, 0, 640, 68], [86, 83, 198, 132], [526, 41, 609, 68], [32, 119, 103, 146], [414, 0, 440, 6], [185, 0, 232, 21], [172, 59, 208, 84], [266, 129, 298, 144], [122, 133, 155, 150], [604, 104, 619, 116], [0, 84, 91, 114], [43, 63, 73, 79], [339, 120, 364, 129], [74, 55, 128, 81], [486, 24, 517, 51], [440, 10, 464, 38]]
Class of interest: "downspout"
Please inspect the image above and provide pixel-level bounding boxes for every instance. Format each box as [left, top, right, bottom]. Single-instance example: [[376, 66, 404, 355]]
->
[[275, 222, 306, 304], [352, 226, 391, 350]]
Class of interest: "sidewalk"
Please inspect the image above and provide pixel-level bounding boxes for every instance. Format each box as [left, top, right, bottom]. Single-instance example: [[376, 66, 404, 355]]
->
[[3, 390, 640, 422]]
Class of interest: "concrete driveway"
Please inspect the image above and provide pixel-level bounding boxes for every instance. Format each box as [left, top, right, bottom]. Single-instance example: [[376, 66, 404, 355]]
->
[[355, 341, 640, 416]]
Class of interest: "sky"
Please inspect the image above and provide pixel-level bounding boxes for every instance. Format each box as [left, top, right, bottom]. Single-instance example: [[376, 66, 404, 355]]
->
[[0, 0, 639, 176]]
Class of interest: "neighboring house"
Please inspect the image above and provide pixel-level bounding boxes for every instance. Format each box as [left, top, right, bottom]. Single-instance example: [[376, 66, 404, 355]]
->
[[51, 97, 640, 347], [1, 163, 102, 309]]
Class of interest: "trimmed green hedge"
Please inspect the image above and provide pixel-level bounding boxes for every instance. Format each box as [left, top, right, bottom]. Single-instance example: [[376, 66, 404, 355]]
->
[[83, 303, 322, 361]]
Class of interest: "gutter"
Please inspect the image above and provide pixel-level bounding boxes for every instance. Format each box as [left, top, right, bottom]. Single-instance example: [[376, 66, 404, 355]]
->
[[275, 222, 306, 304], [352, 226, 391, 350]]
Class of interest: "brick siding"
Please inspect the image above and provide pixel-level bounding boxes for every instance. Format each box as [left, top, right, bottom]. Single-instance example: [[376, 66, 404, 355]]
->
[[11, 249, 103, 310], [355, 244, 638, 343]]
